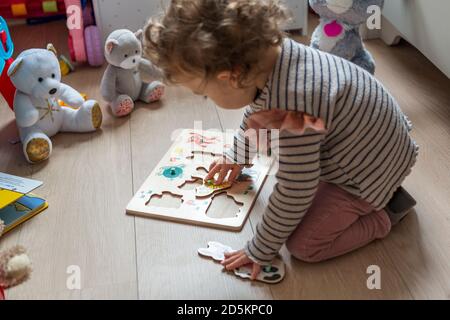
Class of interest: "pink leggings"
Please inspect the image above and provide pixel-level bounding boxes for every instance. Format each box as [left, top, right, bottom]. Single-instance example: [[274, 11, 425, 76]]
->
[[286, 182, 392, 263]]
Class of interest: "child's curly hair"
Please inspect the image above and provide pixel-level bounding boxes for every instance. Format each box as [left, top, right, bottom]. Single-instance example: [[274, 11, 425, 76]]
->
[[144, 0, 288, 87]]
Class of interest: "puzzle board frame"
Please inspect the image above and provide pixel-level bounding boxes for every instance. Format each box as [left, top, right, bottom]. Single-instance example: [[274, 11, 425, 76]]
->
[[126, 129, 273, 231]]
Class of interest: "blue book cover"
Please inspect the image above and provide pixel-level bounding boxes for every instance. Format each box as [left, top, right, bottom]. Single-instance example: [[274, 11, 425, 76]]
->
[[0, 194, 47, 234]]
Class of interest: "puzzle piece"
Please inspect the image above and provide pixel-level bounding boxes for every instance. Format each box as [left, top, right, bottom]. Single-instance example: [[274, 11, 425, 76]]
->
[[198, 241, 285, 284], [195, 180, 232, 198], [198, 241, 235, 260], [157, 165, 185, 180]]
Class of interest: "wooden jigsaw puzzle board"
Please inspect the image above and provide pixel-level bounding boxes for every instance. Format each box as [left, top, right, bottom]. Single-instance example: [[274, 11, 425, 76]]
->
[[126, 129, 272, 231]]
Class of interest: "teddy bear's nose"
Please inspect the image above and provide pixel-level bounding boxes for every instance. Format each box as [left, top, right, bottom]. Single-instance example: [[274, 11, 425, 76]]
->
[[49, 88, 57, 95], [133, 59, 136, 63]]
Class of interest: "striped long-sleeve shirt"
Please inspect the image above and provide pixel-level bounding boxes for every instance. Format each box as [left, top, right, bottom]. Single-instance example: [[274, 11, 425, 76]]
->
[[226, 38, 419, 264]]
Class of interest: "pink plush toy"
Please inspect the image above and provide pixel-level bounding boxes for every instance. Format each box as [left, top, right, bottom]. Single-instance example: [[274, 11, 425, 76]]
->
[[65, 0, 103, 67]]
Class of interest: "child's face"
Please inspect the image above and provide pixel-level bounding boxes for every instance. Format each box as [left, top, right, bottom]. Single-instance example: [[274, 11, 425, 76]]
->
[[176, 72, 258, 110]]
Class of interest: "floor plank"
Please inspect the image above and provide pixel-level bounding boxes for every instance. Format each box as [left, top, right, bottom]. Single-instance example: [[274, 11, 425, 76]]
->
[[369, 38, 450, 300]]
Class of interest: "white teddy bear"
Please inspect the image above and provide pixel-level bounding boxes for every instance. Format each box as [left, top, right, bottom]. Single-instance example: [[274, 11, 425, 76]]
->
[[7, 44, 103, 164]]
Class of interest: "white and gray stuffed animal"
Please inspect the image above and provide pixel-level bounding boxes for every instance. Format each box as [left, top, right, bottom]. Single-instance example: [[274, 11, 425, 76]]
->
[[309, 0, 384, 74], [0, 219, 32, 297], [101, 29, 165, 117], [7, 45, 103, 164]]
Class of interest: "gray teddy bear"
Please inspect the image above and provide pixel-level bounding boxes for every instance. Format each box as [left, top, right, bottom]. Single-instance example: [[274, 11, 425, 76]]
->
[[309, 0, 384, 74], [101, 29, 164, 117]]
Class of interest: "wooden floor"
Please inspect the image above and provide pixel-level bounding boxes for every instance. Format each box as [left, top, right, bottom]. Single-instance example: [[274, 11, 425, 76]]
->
[[1, 18, 450, 300]]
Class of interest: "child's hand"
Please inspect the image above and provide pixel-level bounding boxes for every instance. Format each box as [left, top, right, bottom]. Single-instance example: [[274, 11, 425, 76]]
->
[[221, 250, 261, 280], [205, 157, 243, 185]]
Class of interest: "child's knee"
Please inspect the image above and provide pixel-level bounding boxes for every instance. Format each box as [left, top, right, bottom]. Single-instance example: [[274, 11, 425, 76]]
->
[[374, 210, 392, 239], [286, 237, 326, 263]]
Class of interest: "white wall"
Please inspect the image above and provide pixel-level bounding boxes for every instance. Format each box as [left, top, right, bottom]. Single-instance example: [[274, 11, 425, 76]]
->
[[93, 0, 308, 42], [382, 0, 450, 78]]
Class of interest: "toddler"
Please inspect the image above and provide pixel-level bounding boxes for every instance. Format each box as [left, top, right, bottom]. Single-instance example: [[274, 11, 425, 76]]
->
[[144, 0, 418, 279]]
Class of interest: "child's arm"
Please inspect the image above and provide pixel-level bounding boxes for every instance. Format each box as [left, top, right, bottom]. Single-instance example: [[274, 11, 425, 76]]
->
[[245, 132, 323, 265], [224, 105, 260, 165], [206, 105, 260, 184]]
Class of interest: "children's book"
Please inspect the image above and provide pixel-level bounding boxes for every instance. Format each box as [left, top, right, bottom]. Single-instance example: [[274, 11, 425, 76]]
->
[[0, 172, 47, 234]]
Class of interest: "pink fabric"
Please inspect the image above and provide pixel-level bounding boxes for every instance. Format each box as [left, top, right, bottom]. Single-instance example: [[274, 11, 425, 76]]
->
[[286, 182, 392, 263]]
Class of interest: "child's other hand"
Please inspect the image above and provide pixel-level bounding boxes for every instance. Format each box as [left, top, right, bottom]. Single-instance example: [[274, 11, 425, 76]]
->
[[221, 250, 261, 280], [205, 157, 243, 185]]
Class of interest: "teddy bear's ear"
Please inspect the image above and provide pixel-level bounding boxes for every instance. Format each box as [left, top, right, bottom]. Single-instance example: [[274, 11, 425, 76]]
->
[[7, 58, 23, 77], [46, 43, 58, 56], [135, 29, 143, 41], [105, 39, 119, 54]]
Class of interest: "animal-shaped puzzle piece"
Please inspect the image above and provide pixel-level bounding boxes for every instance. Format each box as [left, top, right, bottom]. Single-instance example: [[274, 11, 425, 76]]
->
[[198, 241, 234, 261], [196, 180, 232, 198], [198, 241, 285, 284]]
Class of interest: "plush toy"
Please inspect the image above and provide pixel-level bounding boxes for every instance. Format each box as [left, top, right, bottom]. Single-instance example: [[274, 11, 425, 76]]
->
[[0, 219, 32, 300], [309, 0, 384, 74], [7, 44, 103, 164], [101, 29, 165, 117]]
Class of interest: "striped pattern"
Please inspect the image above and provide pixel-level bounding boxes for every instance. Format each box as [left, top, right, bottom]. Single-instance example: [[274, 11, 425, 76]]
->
[[226, 38, 419, 264]]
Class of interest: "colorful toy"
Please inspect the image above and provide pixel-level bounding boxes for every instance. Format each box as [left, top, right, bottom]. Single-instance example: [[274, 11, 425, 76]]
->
[[47, 43, 74, 76], [84, 25, 103, 66], [198, 241, 285, 284], [0, 219, 32, 300], [58, 53, 74, 75], [7, 44, 103, 163], [0, 16, 16, 110], [11, 3, 27, 17], [127, 129, 272, 231], [309, 0, 384, 74], [100, 29, 165, 117], [42, 0, 58, 13], [65, 0, 103, 67], [66, 0, 86, 62], [81, 0, 94, 26], [0, 1, 66, 19], [1, 1, 103, 66]]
